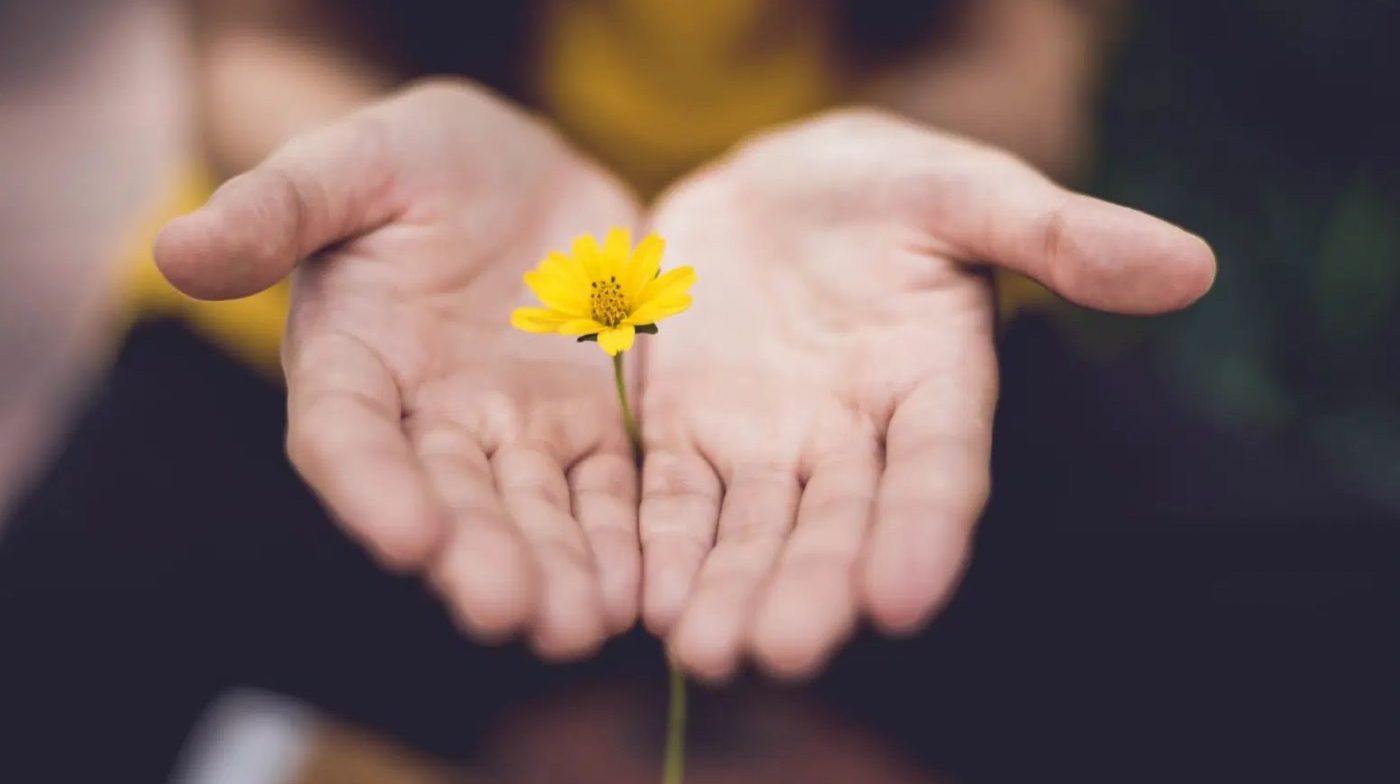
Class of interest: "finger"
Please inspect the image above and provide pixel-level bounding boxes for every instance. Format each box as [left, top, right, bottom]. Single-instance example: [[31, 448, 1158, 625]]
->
[[639, 449, 723, 635], [413, 426, 536, 642], [492, 445, 609, 660], [860, 354, 996, 635], [154, 115, 399, 300], [568, 449, 641, 633], [668, 463, 801, 682], [749, 447, 880, 680], [284, 332, 444, 572], [923, 148, 1216, 314]]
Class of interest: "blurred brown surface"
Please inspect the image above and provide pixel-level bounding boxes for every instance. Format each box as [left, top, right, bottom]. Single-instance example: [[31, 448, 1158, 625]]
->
[[290, 681, 948, 784], [481, 684, 946, 784], [294, 722, 465, 784]]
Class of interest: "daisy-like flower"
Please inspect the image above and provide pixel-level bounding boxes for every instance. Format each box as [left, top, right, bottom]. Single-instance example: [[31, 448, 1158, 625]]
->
[[511, 228, 696, 355], [508, 227, 694, 784]]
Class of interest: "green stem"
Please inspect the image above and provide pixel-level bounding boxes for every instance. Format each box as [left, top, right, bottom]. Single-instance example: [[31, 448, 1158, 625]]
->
[[609, 352, 686, 784], [663, 655, 687, 784], [612, 353, 642, 465]]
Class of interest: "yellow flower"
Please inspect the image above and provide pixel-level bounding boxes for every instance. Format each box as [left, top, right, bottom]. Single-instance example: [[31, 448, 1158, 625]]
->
[[511, 228, 696, 355]]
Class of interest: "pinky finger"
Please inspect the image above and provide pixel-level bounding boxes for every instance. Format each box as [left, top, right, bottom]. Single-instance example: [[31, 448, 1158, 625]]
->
[[285, 333, 445, 571], [414, 428, 537, 642], [860, 378, 993, 635]]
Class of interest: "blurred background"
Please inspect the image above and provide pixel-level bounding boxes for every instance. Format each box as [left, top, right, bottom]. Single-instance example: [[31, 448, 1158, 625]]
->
[[1, 0, 1396, 781]]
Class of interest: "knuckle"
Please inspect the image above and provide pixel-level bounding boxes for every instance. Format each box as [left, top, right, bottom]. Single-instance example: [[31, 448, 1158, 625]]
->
[[572, 457, 636, 501], [799, 490, 874, 523], [395, 77, 498, 122], [283, 403, 355, 476], [810, 105, 897, 134], [534, 535, 596, 572], [1041, 200, 1073, 273], [720, 518, 788, 549], [976, 143, 1035, 174], [781, 549, 855, 580], [728, 457, 798, 486], [965, 468, 992, 517], [401, 75, 468, 101], [640, 530, 710, 564], [283, 422, 322, 474], [371, 528, 436, 573], [643, 459, 714, 501]]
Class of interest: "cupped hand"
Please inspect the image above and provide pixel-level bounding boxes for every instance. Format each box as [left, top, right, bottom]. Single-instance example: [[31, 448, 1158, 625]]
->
[[638, 109, 1215, 681], [155, 81, 643, 659]]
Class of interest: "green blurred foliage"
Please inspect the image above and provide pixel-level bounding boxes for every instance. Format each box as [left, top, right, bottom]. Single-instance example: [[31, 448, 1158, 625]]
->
[[1068, 0, 1400, 510]]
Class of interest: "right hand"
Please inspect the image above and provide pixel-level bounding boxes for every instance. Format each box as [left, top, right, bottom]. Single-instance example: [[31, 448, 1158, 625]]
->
[[155, 81, 644, 660], [635, 109, 1215, 681]]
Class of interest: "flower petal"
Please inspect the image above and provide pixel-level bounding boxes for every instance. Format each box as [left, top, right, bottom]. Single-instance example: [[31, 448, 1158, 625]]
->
[[524, 270, 590, 316], [624, 294, 692, 326], [623, 233, 665, 303], [596, 324, 636, 356], [511, 307, 572, 333], [601, 227, 631, 280], [559, 318, 606, 336], [572, 233, 605, 281], [640, 265, 697, 303], [540, 250, 590, 288]]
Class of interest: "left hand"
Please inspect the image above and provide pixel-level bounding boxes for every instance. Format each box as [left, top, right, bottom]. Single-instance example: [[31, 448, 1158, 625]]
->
[[637, 109, 1215, 681], [155, 81, 644, 659]]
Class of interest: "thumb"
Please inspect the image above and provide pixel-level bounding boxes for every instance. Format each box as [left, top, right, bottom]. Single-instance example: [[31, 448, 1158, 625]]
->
[[926, 150, 1217, 315], [154, 118, 398, 301]]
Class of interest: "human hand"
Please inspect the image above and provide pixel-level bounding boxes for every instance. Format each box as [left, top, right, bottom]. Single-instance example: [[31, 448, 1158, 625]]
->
[[638, 109, 1215, 680], [155, 81, 643, 659]]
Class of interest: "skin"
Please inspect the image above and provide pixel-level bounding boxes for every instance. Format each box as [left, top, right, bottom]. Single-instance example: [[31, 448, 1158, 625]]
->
[[2, 0, 1125, 530], [153, 0, 1207, 682], [157, 88, 1214, 678], [157, 81, 646, 660], [641, 110, 1215, 681]]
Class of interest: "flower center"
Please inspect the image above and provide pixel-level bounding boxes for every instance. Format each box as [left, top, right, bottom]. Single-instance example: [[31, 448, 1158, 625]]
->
[[590, 276, 628, 327]]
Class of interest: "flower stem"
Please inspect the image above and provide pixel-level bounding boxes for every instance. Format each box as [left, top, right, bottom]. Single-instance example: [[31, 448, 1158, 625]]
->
[[609, 352, 686, 784], [612, 353, 643, 464], [663, 655, 687, 784]]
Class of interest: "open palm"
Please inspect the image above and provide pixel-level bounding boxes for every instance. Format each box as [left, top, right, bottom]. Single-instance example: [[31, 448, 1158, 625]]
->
[[639, 110, 1216, 680], [156, 82, 643, 658]]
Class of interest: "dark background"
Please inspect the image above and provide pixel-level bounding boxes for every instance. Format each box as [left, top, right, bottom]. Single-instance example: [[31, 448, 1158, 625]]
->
[[2, 1, 1398, 782]]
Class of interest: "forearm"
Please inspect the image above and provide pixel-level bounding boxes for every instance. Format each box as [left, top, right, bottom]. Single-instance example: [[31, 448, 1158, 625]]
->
[[863, 0, 1127, 181], [186, 0, 397, 176]]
